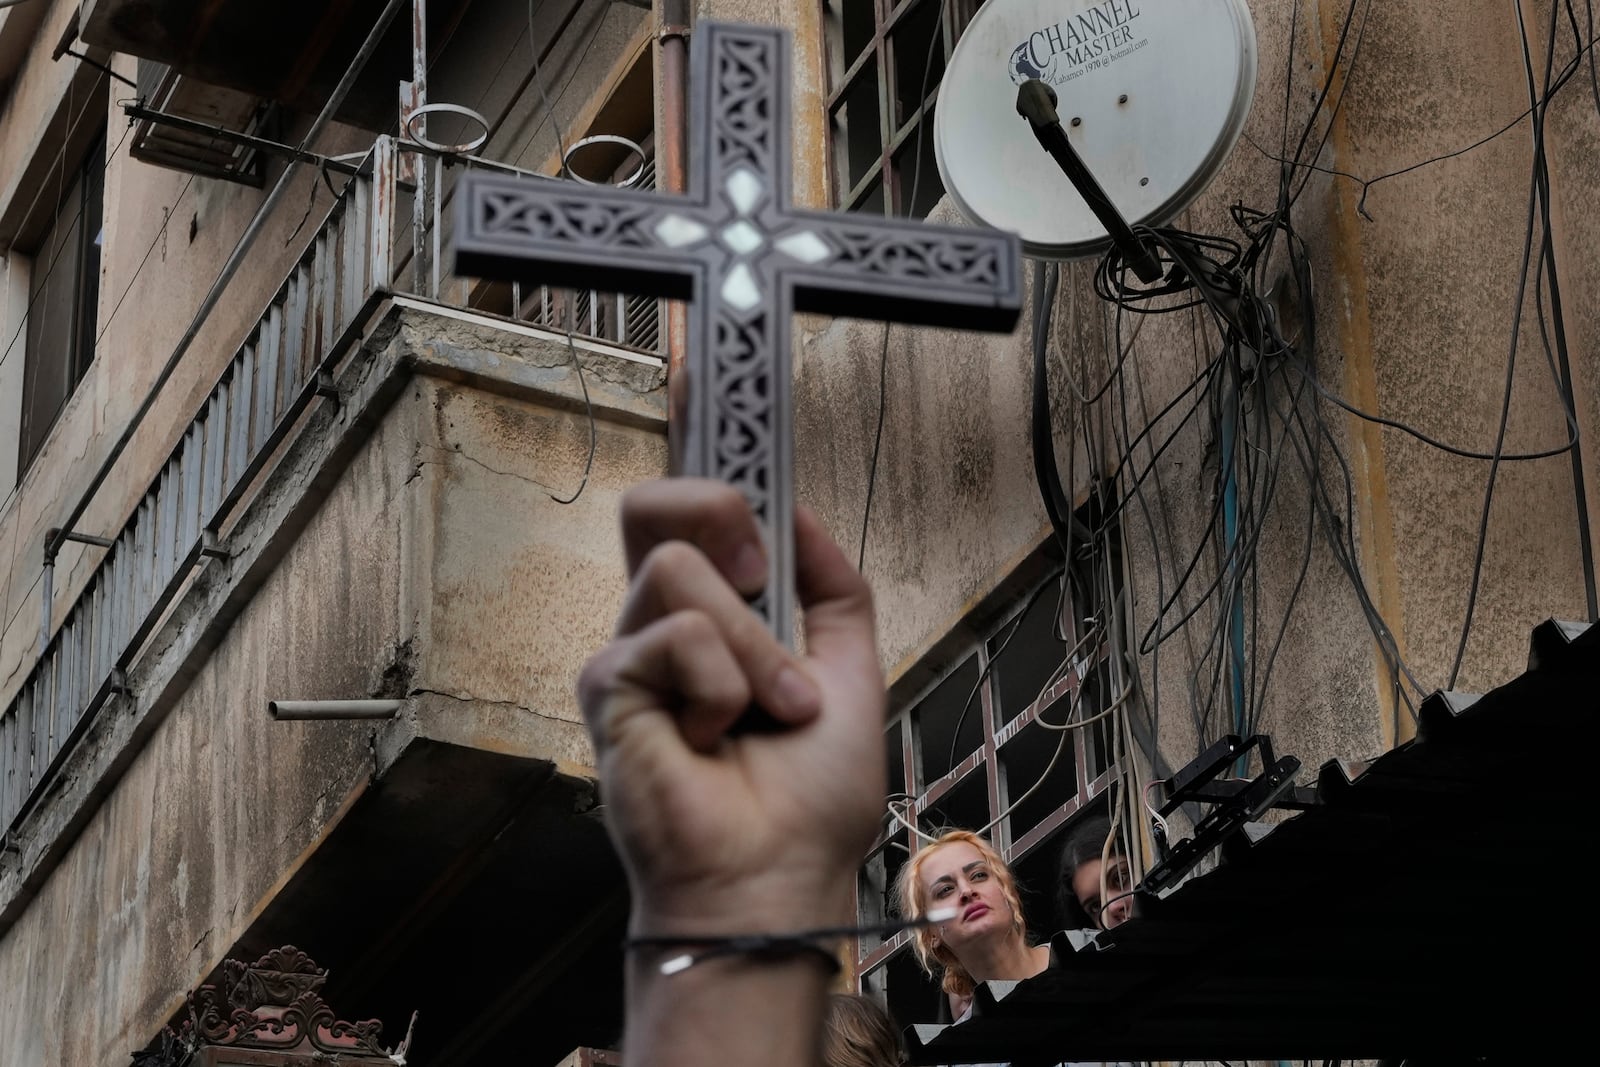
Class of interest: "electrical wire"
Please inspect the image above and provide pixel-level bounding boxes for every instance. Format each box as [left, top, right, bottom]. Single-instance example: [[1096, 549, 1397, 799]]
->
[[2, 75, 104, 637], [1587, 0, 1600, 115], [942, 561, 1075, 771], [0, 76, 127, 379], [858, 323, 891, 572], [527, 0, 595, 504], [857, 0, 953, 573], [1287, 0, 1377, 208], [1029, 0, 1456, 767], [1448, 0, 1585, 686], [1241, 24, 1600, 219], [880, 0, 1596, 956], [1532, 3, 1599, 623]]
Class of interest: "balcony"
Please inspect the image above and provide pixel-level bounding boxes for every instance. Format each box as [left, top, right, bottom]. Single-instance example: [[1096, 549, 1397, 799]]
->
[[78, 0, 475, 132], [0, 133, 664, 848]]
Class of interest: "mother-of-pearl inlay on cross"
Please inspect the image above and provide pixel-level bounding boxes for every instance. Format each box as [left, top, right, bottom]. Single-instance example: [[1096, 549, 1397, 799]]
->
[[454, 21, 1023, 647]]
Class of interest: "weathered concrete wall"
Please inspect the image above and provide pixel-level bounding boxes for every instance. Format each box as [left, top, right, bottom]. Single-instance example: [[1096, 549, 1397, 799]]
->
[[1, 0, 1597, 1059], [0, 308, 665, 1065], [1308, 0, 1600, 696], [784, 0, 1597, 789], [0, 0, 648, 726], [391, 315, 668, 769], [0, 34, 373, 711], [0, 376, 415, 1066]]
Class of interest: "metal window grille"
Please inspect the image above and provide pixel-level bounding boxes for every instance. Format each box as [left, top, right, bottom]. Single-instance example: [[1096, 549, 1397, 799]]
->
[[515, 156, 663, 356], [821, 0, 983, 216], [853, 550, 1120, 1022]]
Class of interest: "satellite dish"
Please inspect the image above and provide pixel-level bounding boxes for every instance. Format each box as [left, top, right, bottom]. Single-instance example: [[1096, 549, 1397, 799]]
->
[[936, 0, 1257, 260]]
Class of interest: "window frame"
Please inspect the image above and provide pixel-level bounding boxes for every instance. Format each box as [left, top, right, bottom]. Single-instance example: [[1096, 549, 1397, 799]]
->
[[821, 0, 983, 216], [460, 22, 664, 357], [16, 125, 108, 479], [853, 544, 1122, 998]]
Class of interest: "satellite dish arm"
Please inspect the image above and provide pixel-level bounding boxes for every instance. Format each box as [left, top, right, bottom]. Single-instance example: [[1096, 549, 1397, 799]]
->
[[1015, 80, 1164, 283]]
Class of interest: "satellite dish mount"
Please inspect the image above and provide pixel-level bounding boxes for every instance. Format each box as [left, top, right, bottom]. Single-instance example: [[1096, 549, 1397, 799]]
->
[[934, 0, 1256, 261], [1014, 79, 1163, 282]]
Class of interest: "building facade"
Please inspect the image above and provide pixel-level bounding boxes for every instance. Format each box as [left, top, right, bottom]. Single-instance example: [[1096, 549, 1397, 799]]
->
[[0, 0, 1595, 1063]]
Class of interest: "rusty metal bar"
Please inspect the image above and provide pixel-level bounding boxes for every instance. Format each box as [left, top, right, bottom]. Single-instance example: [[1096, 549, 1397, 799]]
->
[[202, 390, 226, 522], [254, 310, 280, 450], [409, 0, 431, 295], [156, 464, 178, 589], [37, 559, 52, 657], [658, 0, 690, 465], [227, 347, 255, 489], [431, 155, 443, 299], [181, 425, 203, 559], [370, 136, 397, 291]]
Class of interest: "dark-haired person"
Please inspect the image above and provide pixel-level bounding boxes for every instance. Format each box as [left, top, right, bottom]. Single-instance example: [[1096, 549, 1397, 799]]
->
[[1056, 815, 1137, 931]]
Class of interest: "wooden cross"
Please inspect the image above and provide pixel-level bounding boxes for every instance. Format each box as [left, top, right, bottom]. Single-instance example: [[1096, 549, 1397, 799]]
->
[[454, 21, 1022, 646]]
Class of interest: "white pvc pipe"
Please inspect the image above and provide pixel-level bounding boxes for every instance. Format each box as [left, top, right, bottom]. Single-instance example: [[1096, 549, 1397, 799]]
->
[[268, 700, 402, 721]]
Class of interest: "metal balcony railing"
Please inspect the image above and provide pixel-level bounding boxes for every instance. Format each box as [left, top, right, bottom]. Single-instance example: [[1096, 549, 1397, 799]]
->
[[0, 127, 668, 841], [515, 157, 663, 356], [0, 140, 400, 836]]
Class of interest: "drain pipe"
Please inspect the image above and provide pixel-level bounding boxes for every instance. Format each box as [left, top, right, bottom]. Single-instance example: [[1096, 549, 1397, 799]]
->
[[37, 555, 53, 656], [37, 0, 412, 641], [658, 0, 691, 469], [269, 700, 403, 721]]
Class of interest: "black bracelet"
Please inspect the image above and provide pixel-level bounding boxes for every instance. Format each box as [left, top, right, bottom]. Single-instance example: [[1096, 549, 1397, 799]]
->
[[624, 910, 956, 977], [626, 934, 843, 977]]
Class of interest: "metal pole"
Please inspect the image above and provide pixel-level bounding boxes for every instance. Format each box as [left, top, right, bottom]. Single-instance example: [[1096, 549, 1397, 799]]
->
[[658, 0, 690, 470], [269, 700, 403, 720], [410, 0, 431, 294], [43, 0, 411, 567], [38, 557, 54, 656]]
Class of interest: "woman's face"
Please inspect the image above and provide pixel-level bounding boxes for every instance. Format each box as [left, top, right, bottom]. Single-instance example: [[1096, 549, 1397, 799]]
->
[[919, 842, 1015, 956], [1069, 855, 1134, 929]]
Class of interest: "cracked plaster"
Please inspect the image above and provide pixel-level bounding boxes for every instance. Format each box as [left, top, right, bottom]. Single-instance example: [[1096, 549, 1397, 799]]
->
[[0, 302, 656, 1065]]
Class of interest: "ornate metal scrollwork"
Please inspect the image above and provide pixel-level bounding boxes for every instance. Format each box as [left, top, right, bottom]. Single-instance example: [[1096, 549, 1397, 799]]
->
[[134, 945, 404, 1065]]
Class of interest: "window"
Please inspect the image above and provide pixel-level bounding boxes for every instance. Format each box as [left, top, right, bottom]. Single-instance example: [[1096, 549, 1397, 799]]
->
[[822, 0, 982, 216], [17, 129, 106, 477], [516, 138, 662, 355], [460, 21, 663, 356], [854, 535, 1124, 1017]]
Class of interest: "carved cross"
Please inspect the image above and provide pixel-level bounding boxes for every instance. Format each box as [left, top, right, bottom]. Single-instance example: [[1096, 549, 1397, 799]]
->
[[454, 22, 1022, 646]]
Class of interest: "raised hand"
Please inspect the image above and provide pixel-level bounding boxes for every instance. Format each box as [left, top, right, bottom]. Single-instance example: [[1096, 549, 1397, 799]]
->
[[578, 479, 887, 937]]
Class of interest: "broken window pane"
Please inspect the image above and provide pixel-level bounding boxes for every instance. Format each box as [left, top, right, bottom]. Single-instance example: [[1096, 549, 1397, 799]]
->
[[831, 63, 883, 198], [890, 0, 945, 129], [913, 655, 983, 787]]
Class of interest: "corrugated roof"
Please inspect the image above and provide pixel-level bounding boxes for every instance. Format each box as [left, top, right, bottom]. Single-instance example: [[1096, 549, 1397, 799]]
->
[[910, 620, 1597, 1064]]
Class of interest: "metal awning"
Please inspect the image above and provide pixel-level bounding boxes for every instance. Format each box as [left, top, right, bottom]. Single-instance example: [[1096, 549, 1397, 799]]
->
[[910, 619, 1598, 1064]]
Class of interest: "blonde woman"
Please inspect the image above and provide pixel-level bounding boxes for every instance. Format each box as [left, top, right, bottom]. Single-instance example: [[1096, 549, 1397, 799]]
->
[[894, 830, 1051, 1023]]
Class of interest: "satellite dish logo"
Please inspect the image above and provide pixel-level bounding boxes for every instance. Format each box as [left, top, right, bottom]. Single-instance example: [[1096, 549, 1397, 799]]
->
[[1008, 0, 1147, 86]]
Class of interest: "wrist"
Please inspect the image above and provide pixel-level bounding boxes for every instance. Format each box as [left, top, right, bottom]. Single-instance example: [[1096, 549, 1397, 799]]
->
[[625, 939, 834, 1067], [627, 868, 855, 940]]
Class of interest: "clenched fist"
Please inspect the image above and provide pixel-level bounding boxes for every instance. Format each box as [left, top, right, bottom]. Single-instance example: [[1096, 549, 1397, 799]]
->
[[577, 480, 887, 939]]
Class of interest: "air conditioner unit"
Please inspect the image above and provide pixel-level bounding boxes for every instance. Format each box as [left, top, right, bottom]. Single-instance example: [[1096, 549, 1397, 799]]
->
[[129, 60, 273, 185]]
